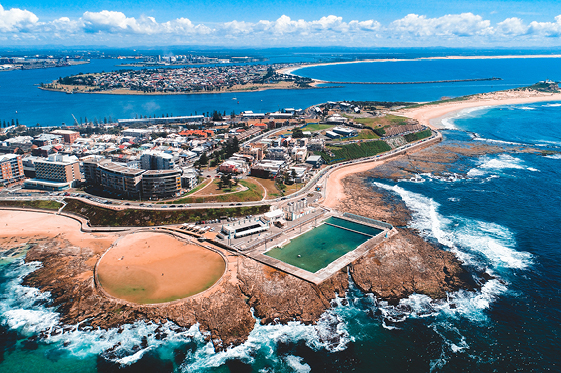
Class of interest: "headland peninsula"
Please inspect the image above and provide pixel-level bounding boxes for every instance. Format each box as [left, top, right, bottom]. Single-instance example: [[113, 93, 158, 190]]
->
[[39, 63, 317, 95], [1, 82, 560, 351]]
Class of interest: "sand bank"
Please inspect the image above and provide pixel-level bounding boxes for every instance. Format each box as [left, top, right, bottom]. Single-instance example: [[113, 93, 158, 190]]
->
[[279, 54, 561, 76]]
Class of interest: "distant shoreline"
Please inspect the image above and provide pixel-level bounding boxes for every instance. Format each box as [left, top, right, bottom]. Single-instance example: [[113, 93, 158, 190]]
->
[[278, 54, 561, 75]]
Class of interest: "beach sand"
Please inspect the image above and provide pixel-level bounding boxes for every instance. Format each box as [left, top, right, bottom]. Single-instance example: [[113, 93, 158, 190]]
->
[[97, 232, 225, 304], [323, 160, 386, 208], [0, 210, 115, 255], [0, 210, 226, 305], [400, 90, 561, 130]]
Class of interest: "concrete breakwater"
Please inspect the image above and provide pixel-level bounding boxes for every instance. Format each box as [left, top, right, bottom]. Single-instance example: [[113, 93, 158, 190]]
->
[[325, 77, 502, 85]]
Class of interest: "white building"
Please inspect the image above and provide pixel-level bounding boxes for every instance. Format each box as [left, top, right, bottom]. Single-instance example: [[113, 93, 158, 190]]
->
[[140, 151, 176, 170]]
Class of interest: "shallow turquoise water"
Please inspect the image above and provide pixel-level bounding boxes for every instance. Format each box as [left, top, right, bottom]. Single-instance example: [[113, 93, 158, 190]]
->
[[265, 223, 371, 273]]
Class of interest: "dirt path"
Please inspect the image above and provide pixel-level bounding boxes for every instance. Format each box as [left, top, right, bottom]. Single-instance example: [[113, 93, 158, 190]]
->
[[247, 177, 268, 201]]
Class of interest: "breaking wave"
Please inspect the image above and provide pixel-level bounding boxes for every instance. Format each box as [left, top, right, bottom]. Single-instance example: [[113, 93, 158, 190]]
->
[[466, 154, 535, 177], [180, 308, 352, 371], [438, 106, 491, 130], [372, 182, 532, 272], [544, 153, 561, 160], [0, 258, 353, 371]]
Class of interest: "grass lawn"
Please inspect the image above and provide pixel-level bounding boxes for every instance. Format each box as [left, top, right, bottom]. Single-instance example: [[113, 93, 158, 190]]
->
[[319, 140, 391, 164], [0, 199, 63, 210], [161, 179, 263, 204], [284, 183, 305, 194], [348, 115, 409, 129], [62, 198, 270, 226], [330, 129, 380, 142], [248, 177, 281, 199], [299, 123, 334, 132]]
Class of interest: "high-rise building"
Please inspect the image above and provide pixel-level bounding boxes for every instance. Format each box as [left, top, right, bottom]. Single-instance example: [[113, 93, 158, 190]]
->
[[24, 154, 82, 190], [0, 154, 24, 186]]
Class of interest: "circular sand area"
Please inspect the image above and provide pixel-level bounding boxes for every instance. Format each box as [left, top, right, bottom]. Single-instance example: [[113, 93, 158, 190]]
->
[[96, 232, 225, 304]]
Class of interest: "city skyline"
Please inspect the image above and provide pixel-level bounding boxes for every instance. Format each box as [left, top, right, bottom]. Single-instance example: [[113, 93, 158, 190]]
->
[[2, 0, 561, 47]]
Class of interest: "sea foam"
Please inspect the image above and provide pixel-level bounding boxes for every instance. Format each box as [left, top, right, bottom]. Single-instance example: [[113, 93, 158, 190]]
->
[[372, 181, 532, 272], [467, 154, 534, 177]]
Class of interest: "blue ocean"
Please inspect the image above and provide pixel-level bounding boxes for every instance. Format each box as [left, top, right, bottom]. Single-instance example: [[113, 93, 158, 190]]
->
[[1, 54, 561, 127], [1, 56, 561, 372]]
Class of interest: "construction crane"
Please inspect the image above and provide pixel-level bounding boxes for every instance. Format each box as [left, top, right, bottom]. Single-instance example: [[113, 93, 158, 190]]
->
[[71, 114, 79, 126]]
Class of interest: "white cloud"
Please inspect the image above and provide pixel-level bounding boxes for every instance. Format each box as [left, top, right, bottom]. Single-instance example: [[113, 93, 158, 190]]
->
[[82, 11, 161, 34], [495, 17, 528, 36], [390, 13, 492, 37], [0, 4, 39, 32], [2, 6, 561, 46], [528, 15, 561, 37], [349, 20, 381, 32]]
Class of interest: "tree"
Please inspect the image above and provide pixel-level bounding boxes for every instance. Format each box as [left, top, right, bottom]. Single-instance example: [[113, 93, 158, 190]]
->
[[212, 110, 223, 121], [198, 152, 209, 167], [221, 174, 232, 189]]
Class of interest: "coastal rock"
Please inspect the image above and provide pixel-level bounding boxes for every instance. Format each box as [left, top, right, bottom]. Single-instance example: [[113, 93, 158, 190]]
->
[[21, 235, 347, 349], [237, 256, 348, 325], [350, 228, 476, 304], [338, 174, 411, 227]]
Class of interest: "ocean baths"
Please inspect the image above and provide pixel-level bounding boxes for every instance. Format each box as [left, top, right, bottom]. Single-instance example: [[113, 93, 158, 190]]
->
[[249, 213, 393, 283]]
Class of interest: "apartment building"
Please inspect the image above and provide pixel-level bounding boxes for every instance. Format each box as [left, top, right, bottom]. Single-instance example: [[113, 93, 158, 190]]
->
[[0, 154, 24, 186]]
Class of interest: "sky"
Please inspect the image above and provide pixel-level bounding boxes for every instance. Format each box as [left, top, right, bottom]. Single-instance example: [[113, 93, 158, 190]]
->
[[2, 0, 561, 47]]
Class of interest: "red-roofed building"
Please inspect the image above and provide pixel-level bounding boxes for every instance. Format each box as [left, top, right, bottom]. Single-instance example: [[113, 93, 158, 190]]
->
[[179, 130, 214, 138]]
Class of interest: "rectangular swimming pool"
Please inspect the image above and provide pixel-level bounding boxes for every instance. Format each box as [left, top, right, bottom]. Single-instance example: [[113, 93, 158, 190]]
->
[[324, 217, 383, 236], [265, 218, 382, 273]]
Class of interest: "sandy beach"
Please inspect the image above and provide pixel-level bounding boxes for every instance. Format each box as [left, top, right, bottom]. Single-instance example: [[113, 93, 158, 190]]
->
[[97, 232, 225, 304], [0, 210, 226, 305], [323, 160, 386, 208], [0, 210, 116, 255], [400, 89, 561, 130]]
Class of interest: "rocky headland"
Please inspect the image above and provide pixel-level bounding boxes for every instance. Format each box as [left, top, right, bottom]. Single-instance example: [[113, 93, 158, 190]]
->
[[1, 139, 519, 349]]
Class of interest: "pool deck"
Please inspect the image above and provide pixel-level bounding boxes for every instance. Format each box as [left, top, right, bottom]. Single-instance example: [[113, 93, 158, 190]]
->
[[218, 210, 397, 285]]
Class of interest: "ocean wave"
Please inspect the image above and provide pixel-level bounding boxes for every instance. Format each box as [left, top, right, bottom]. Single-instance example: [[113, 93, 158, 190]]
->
[[543, 103, 561, 107], [437, 106, 491, 130], [180, 308, 352, 371], [545, 153, 561, 159], [472, 137, 525, 146], [284, 355, 312, 373], [467, 154, 529, 177], [372, 182, 532, 272]]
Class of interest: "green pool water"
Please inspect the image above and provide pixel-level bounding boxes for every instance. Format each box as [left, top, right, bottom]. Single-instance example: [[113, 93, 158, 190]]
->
[[265, 221, 378, 273], [324, 217, 383, 236]]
